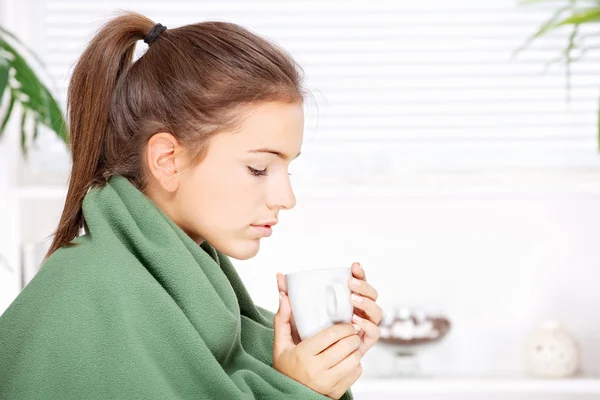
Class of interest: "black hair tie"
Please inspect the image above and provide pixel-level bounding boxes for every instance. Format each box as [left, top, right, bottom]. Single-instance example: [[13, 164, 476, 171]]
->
[[144, 23, 167, 46]]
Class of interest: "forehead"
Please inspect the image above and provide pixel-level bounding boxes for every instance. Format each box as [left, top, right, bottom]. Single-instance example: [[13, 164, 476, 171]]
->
[[230, 102, 304, 151]]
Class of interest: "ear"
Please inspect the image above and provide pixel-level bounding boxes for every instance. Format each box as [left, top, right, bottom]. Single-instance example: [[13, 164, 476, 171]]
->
[[145, 132, 186, 193]]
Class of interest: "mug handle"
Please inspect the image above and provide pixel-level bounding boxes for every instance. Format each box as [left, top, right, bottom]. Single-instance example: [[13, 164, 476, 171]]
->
[[326, 282, 350, 322]]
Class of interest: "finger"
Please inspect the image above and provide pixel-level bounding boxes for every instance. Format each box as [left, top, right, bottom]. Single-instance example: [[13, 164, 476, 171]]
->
[[300, 323, 359, 356], [326, 348, 362, 384], [351, 262, 366, 281], [318, 332, 361, 369], [290, 313, 302, 345], [276, 273, 288, 294], [351, 294, 383, 326], [273, 292, 295, 354], [275, 274, 301, 344], [352, 314, 381, 355], [328, 356, 363, 399], [348, 276, 378, 302]]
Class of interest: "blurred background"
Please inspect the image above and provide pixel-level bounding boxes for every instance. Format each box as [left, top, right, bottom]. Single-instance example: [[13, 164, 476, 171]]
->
[[1, 0, 600, 398]]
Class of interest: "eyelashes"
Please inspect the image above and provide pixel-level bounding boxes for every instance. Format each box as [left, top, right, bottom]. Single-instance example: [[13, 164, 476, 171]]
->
[[248, 166, 267, 176], [247, 166, 293, 177]]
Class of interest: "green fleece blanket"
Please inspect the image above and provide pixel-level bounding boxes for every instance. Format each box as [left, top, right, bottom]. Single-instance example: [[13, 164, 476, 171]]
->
[[0, 176, 353, 399]]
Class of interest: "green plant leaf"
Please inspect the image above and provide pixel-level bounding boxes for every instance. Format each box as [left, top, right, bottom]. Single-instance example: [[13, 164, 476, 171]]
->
[[2, 39, 47, 110], [20, 108, 28, 158], [0, 26, 47, 68], [33, 120, 39, 141], [0, 36, 68, 148], [8, 51, 47, 107], [556, 7, 600, 25], [0, 90, 15, 137], [0, 57, 9, 106], [513, 5, 571, 56], [517, 1, 600, 150]]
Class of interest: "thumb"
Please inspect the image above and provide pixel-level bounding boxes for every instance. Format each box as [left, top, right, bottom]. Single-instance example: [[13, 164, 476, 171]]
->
[[273, 291, 295, 353], [276, 273, 288, 294]]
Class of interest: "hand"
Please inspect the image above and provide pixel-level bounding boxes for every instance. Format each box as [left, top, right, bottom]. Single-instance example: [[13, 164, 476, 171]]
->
[[273, 291, 363, 399], [347, 262, 382, 356], [276, 273, 301, 345]]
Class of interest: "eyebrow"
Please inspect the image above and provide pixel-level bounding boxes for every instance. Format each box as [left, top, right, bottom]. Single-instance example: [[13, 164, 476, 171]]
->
[[248, 148, 301, 161]]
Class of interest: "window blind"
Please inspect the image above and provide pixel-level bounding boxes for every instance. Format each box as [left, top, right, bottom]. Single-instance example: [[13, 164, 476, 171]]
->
[[31, 0, 600, 183]]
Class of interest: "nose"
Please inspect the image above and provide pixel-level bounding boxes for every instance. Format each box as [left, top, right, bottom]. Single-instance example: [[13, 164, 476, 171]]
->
[[267, 174, 296, 211]]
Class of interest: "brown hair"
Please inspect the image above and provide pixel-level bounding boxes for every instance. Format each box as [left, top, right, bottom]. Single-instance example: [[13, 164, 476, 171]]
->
[[47, 11, 305, 258]]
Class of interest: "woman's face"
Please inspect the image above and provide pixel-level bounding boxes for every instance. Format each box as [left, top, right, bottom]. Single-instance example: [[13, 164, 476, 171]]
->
[[150, 101, 304, 260]]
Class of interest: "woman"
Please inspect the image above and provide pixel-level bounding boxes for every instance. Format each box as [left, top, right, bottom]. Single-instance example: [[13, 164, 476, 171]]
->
[[0, 12, 382, 399]]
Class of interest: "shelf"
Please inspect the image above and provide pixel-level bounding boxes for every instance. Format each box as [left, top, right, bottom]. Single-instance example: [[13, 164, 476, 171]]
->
[[352, 377, 600, 394]]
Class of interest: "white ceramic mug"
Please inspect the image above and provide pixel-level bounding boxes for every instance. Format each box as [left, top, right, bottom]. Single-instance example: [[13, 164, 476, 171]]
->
[[286, 267, 354, 341]]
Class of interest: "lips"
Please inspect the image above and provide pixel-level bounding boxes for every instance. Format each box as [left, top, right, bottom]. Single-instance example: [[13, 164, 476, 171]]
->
[[255, 220, 278, 227], [251, 224, 273, 237]]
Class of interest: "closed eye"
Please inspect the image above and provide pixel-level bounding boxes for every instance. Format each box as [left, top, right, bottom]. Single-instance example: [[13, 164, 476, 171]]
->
[[248, 166, 267, 176]]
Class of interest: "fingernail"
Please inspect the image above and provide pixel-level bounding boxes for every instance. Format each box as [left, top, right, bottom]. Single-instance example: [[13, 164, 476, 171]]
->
[[351, 294, 363, 304], [352, 314, 363, 323], [353, 324, 361, 331], [356, 262, 363, 271], [351, 277, 361, 287]]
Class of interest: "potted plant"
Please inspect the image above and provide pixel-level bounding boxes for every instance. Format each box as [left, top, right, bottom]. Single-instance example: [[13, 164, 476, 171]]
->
[[515, 0, 600, 150], [0, 26, 68, 156]]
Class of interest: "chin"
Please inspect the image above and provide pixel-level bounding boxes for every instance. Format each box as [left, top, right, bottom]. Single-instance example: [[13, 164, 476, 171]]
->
[[215, 239, 261, 261]]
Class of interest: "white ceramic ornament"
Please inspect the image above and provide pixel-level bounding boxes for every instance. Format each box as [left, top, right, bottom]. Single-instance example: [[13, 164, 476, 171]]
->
[[525, 321, 580, 378]]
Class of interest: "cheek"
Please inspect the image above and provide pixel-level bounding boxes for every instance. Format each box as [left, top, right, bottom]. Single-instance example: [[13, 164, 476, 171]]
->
[[181, 164, 260, 228]]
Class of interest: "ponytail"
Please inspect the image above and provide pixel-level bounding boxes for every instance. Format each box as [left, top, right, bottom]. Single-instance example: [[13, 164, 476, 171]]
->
[[47, 13, 156, 258]]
